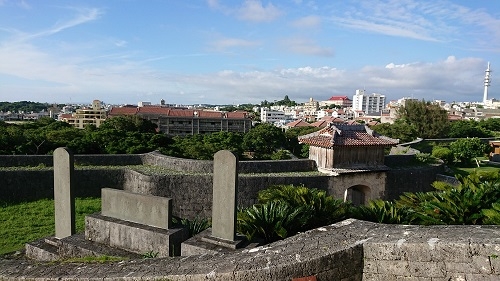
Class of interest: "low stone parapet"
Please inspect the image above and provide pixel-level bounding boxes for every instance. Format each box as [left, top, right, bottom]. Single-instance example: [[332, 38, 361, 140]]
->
[[4, 219, 500, 280]]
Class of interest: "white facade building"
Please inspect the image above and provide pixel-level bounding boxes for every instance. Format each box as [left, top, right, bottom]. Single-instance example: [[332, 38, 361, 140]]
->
[[260, 108, 286, 124], [352, 90, 386, 114]]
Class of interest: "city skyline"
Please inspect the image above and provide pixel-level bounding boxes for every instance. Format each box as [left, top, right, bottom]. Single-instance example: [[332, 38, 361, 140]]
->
[[0, 0, 499, 105]]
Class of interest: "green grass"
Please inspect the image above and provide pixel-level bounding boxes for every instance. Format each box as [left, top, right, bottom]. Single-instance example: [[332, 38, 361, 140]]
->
[[0, 197, 101, 255]]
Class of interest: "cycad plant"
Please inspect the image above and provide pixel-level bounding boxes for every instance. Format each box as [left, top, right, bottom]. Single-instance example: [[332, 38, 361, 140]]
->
[[172, 217, 211, 238], [482, 203, 500, 225], [257, 184, 352, 229], [237, 201, 307, 243], [354, 199, 411, 224], [395, 172, 500, 225]]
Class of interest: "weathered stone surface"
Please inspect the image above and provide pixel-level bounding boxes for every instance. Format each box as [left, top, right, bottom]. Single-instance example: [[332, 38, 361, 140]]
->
[[211, 150, 238, 242], [85, 213, 188, 257], [53, 147, 75, 239], [101, 188, 172, 229], [5, 219, 500, 280]]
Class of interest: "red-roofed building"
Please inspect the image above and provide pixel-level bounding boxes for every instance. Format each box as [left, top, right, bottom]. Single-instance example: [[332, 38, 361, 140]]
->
[[322, 96, 352, 108], [298, 123, 398, 170], [109, 106, 252, 136], [285, 119, 312, 129]]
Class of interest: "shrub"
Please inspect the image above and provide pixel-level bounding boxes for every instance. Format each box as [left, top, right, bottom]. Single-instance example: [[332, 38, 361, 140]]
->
[[449, 138, 489, 165], [432, 146, 453, 163]]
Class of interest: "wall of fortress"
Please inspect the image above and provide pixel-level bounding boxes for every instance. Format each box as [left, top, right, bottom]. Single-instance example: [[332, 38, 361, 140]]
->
[[0, 151, 443, 219]]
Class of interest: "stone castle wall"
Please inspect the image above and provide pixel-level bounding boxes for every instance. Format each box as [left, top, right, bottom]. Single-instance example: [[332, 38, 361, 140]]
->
[[0, 152, 443, 218], [2, 219, 499, 280], [122, 169, 330, 219]]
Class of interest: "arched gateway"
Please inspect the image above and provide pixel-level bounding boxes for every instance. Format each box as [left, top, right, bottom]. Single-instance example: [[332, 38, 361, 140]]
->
[[298, 123, 399, 204]]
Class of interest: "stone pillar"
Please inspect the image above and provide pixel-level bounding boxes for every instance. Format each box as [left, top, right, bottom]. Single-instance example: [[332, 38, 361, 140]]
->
[[53, 147, 75, 239], [211, 150, 238, 241]]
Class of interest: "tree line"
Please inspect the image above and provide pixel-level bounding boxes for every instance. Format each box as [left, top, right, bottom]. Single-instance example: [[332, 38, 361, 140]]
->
[[0, 116, 318, 160], [372, 100, 500, 143]]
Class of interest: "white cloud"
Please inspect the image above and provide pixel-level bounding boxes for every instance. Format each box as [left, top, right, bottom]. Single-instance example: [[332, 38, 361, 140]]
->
[[16, 8, 103, 42], [328, 0, 500, 49], [237, 0, 283, 22], [208, 37, 261, 52], [291, 15, 321, 28], [280, 37, 333, 57]]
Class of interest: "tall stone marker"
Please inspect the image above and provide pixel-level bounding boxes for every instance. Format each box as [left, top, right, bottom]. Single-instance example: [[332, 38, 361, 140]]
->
[[53, 147, 75, 239], [211, 150, 238, 241]]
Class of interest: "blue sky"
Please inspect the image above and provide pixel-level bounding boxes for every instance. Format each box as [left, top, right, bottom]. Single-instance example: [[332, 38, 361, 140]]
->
[[0, 0, 499, 106]]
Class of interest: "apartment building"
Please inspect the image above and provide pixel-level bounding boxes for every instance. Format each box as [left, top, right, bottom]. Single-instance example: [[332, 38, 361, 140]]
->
[[260, 107, 286, 124], [352, 90, 386, 114], [109, 106, 251, 136], [59, 100, 107, 129]]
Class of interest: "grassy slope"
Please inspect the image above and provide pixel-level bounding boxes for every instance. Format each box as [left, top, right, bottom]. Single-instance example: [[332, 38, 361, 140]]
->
[[0, 198, 101, 255]]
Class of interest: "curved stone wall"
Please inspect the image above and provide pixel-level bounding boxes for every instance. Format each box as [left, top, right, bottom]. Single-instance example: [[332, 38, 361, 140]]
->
[[2, 219, 499, 280], [141, 151, 318, 173], [122, 169, 330, 219]]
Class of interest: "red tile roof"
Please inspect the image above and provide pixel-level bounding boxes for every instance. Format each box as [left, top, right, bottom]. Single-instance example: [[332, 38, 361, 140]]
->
[[286, 119, 312, 127], [168, 109, 195, 117], [310, 120, 329, 128], [328, 96, 351, 101], [298, 124, 398, 148], [198, 111, 223, 118], [109, 107, 138, 116], [137, 106, 171, 115], [226, 111, 248, 119]]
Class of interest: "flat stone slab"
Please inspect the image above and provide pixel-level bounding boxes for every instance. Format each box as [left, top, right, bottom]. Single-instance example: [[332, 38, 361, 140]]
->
[[101, 188, 172, 229], [85, 213, 188, 257]]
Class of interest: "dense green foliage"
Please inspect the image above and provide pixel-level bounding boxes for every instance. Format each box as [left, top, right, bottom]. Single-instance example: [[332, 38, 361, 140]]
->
[[1, 116, 312, 160], [0, 116, 168, 155], [0, 101, 54, 113], [372, 101, 500, 143], [261, 95, 297, 107], [237, 185, 351, 242], [431, 146, 454, 163], [397, 99, 449, 139], [449, 137, 489, 165]]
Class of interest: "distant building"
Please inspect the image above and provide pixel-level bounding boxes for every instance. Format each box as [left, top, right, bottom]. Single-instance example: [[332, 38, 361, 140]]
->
[[260, 108, 286, 124], [59, 100, 107, 129], [352, 90, 386, 114], [322, 96, 352, 108], [109, 106, 251, 136]]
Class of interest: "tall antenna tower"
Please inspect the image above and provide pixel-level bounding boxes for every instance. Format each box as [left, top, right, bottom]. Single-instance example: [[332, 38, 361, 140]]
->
[[483, 62, 492, 104]]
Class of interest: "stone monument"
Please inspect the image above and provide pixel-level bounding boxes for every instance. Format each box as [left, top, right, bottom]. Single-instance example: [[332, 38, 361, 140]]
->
[[53, 147, 75, 239]]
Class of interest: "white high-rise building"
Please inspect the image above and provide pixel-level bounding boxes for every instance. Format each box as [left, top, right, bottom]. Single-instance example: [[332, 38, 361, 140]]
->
[[483, 62, 492, 104], [352, 89, 386, 113]]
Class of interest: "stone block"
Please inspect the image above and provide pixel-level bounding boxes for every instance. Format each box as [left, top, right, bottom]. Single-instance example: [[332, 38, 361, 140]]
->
[[433, 242, 473, 263], [85, 213, 188, 257], [101, 188, 172, 229]]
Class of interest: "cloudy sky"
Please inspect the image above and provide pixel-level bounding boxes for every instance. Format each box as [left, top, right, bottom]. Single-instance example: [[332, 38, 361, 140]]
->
[[0, 0, 499, 106]]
